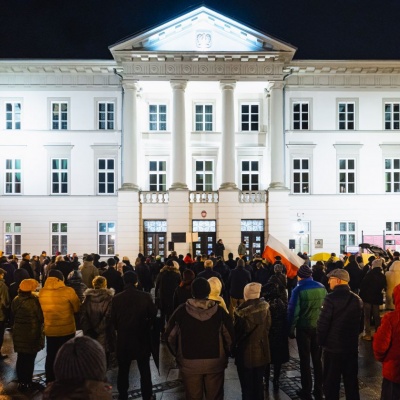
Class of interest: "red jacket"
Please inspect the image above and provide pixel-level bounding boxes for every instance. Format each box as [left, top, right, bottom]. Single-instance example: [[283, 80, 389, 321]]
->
[[373, 284, 400, 383]]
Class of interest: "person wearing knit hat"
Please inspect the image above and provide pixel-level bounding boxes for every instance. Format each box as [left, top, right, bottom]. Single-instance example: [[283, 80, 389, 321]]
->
[[208, 277, 228, 313], [81, 275, 115, 367], [11, 278, 45, 392], [48, 268, 64, 281], [165, 274, 234, 400], [234, 282, 271, 398], [288, 257, 327, 400], [359, 256, 387, 341], [0, 268, 10, 360], [43, 336, 112, 399]]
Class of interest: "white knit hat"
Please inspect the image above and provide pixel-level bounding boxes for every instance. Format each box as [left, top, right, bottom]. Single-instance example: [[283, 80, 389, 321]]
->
[[244, 282, 262, 301]]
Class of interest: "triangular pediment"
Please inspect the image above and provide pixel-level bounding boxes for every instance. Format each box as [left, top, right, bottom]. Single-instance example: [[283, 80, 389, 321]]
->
[[110, 6, 296, 62]]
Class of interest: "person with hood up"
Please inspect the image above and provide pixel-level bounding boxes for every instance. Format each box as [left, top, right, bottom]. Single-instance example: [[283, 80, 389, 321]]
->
[[81, 276, 115, 367], [208, 276, 228, 313], [234, 282, 271, 400], [11, 278, 45, 392], [385, 260, 400, 310], [43, 335, 112, 400], [165, 277, 234, 400], [39, 269, 80, 383], [373, 283, 400, 399], [173, 268, 195, 310]]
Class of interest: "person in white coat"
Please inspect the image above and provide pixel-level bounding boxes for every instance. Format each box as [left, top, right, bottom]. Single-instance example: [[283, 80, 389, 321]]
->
[[385, 260, 400, 310]]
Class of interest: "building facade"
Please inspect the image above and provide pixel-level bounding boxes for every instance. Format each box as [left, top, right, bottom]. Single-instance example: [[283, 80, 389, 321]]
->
[[0, 7, 399, 260]]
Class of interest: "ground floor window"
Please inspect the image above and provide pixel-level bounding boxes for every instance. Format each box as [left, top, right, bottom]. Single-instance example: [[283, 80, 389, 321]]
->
[[98, 222, 116, 255], [340, 221, 356, 254], [5, 222, 21, 255], [51, 223, 67, 255]]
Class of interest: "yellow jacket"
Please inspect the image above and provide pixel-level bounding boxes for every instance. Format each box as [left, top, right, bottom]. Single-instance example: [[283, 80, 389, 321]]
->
[[39, 277, 80, 337]]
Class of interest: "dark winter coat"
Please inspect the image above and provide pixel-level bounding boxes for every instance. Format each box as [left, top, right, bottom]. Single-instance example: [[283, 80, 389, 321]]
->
[[66, 271, 87, 302], [54, 261, 73, 282], [317, 284, 363, 354], [312, 268, 329, 291], [136, 263, 154, 292], [81, 288, 115, 354], [254, 266, 269, 286], [1, 261, 16, 287], [11, 291, 44, 354], [227, 267, 252, 299], [19, 259, 34, 278], [234, 298, 271, 368], [213, 261, 230, 285], [215, 242, 225, 258], [359, 267, 387, 305], [345, 261, 362, 292], [111, 285, 157, 359], [155, 266, 181, 316], [101, 267, 123, 294], [173, 283, 193, 311]]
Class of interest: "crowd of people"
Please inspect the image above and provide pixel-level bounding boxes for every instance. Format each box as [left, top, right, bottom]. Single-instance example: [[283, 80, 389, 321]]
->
[[0, 246, 399, 400]]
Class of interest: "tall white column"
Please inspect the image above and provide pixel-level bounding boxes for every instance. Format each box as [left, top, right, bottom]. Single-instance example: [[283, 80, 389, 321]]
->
[[220, 80, 237, 190], [170, 80, 188, 190], [267, 81, 286, 189], [120, 80, 139, 191]]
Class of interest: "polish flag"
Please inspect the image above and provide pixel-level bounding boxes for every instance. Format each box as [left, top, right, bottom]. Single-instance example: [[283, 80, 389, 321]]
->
[[262, 234, 304, 278]]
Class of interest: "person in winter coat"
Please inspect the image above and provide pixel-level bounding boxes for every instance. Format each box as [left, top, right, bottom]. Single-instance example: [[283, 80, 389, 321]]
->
[[19, 253, 34, 279], [385, 260, 400, 310], [359, 258, 387, 340], [373, 283, 400, 400], [136, 258, 154, 293], [38, 269, 80, 383], [312, 261, 329, 291], [43, 335, 112, 400], [344, 254, 362, 294], [173, 269, 195, 311], [111, 271, 157, 400], [0, 268, 10, 359], [233, 282, 271, 400], [263, 281, 290, 391], [166, 278, 234, 400], [208, 277, 228, 313], [66, 267, 87, 303], [215, 239, 225, 259], [268, 263, 288, 303], [102, 258, 124, 294], [81, 276, 115, 367], [317, 269, 363, 400], [11, 279, 45, 392], [0, 256, 16, 287], [155, 260, 181, 331], [79, 254, 99, 288]]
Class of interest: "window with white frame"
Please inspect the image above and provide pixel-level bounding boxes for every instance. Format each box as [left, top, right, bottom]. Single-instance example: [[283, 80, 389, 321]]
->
[[5, 102, 21, 130], [51, 223, 68, 255], [385, 158, 400, 193], [195, 160, 213, 191], [149, 104, 167, 131], [98, 158, 115, 194], [5, 159, 21, 194], [241, 161, 259, 190], [293, 102, 309, 130], [98, 102, 115, 130], [293, 158, 310, 194], [5, 222, 21, 255], [384, 103, 400, 130], [51, 158, 68, 194], [240, 103, 259, 131], [339, 159, 355, 193], [98, 222, 115, 255], [195, 104, 213, 131], [338, 102, 355, 130], [340, 221, 356, 254], [51, 102, 68, 130], [149, 161, 167, 191]]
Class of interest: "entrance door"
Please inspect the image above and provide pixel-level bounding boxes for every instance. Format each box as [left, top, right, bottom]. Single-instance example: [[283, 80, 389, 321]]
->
[[144, 233, 166, 258], [241, 219, 265, 257], [192, 220, 216, 256]]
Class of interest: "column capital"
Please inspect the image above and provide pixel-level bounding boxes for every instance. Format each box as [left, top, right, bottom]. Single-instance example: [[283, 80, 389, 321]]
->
[[122, 80, 140, 91], [266, 80, 285, 91], [220, 80, 236, 90], [170, 80, 187, 91]]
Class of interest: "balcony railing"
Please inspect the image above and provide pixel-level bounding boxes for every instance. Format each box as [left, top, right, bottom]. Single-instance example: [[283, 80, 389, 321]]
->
[[189, 191, 219, 203], [140, 192, 169, 204], [239, 191, 268, 203]]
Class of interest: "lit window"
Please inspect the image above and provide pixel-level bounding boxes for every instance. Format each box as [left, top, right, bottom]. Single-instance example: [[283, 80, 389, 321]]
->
[[340, 222, 356, 254], [52, 102, 68, 130], [5, 222, 21, 255], [98, 102, 115, 130], [51, 223, 68, 255], [5, 159, 21, 194], [5, 102, 21, 130], [98, 158, 115, 194], [385, 158, 400, 193], [241, 161, 259, 190], [195, 104, 213, 131], [51, 158, 68, 194], [98, 222, 116, 255], [149, 161, 167, 191], [241, 104, 259, 131], [339, 159, 355, 193], [293, 102, 309, 130], [293, 158, 309, 194], [195, 160, 213, 191], [338, 102, 355, 130]]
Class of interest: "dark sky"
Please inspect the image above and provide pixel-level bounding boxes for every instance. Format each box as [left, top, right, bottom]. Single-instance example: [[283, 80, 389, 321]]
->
[[1, 0, 399, 60]]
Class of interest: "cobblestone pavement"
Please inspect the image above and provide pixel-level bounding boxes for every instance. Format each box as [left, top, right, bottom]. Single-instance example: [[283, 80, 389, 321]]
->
[[0, 327, 382, 400]]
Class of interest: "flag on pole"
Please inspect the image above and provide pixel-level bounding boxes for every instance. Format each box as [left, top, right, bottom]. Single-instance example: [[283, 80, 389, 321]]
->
[[262, 234, 304, 278]]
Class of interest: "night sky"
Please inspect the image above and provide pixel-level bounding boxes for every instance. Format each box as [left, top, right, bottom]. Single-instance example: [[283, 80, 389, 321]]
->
[[1, 0, 399, 60]]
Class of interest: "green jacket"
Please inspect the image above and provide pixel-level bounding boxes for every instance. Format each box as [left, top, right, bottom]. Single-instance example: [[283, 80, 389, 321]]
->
[[12, 291, 44, 354]]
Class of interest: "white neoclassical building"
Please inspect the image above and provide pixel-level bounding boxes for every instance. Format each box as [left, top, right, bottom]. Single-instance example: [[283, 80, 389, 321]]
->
[[0, 6, 399, 260]]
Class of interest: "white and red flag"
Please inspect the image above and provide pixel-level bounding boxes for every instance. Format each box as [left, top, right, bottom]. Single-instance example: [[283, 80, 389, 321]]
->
[[262, 234, 304, 278]]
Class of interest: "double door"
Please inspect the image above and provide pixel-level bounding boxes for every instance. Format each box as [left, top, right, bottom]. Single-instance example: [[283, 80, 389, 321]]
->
[[144, 233, 166, 258], [241, 231, 264, 257], [193, 232, 216, 256]]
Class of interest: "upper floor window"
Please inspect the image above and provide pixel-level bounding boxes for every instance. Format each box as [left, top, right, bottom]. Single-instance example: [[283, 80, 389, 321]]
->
[[98, 102, 115, 130], [195, 104, 213, 131], [5, 159, 21, 194], [386, 221, 400, 233], [339, 159, 355, 193], [6, 102, 21, 130], [52, 102, 68, 130], [240, 104, 259, 131], [149, 105, 167, 131], [384, 103, 400, 130], [98, 158, 115, 194], [51, 158, 68, 194], [293, 158, 309, 194], [51, 223, 68, 255], [385, 158, 400, 193], [293, 102, 309, 130], [5, 222, 21, 255], [340, 221, 356, 254], [338, 102, 355, 130], [195, 160, 213, 191], [149, 161, 167, 191], [241, 161, 259, 190], [98, 222, 115, 255]]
